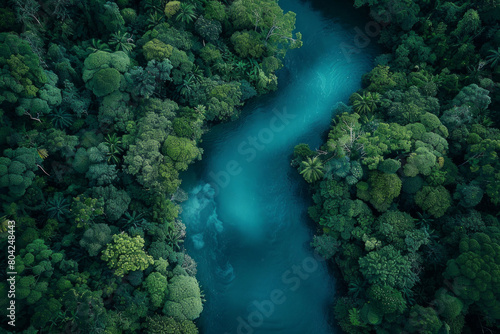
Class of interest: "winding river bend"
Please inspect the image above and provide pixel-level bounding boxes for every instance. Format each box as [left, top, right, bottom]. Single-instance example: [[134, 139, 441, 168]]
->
[[181, 0, 378, 333]]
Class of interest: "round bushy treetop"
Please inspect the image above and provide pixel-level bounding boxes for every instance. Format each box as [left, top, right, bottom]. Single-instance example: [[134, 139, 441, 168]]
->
[[403, 147, 437, 177], [378, 158, 401, 174], [195, 16, 222, 43], [162, 136, 201, 171], [163, 275, 203, 321], [406, 122, 427, 141], [204, 0, 227, 22], [143, 272, 169, 309], [368, 171, 402, 212], [0, 33, 47, 104], [375, 210, 415, 250], [451, 83, 491, 111], [0, 147, 40, 199], [434, 288, 463, 320], [415, 185, 452, 218], [359, 245, 417, 290], [444, 230, 500, 320], [143, 39, 174, 61], [367, 284, 406, 316], [405, 305, 442, 334], [292, 144, 313, 160], [231, 30, 265, 58], [83, 50, 130, 73], [82, 51, 130, 97], [120, 8, 137, 24], [454, 182, 484, 208], [15, 96, 50, 116], [419, 112, 442, 132], [199, 43, 221, 63], [87, 67, 121, 97], [101, 233, 154, 277], [92, 185, 131, 221], [165, 1, 181, 19], [79, 223, 112, 256], [146, 315, 198, 334]]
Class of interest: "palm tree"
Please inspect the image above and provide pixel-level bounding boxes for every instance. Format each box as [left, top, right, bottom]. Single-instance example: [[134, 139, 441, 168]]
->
[[176, 3, 197, 24], [104, 133, 123, 164], [300, 156, 324, 183], [109, 31, 136, 53], [146, 12, 165, 29], [46, 194, 70, 221], [486, 47, 500, 68], [87, 38, 112, 53], [49, 108, 74, 129], [351, 91, 380, 115], [176, 75, 196, 98]]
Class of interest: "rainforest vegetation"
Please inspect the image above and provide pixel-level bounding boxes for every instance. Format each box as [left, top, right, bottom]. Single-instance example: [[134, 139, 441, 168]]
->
[[293, 0, 500, 333], [0, 0, 301, 332]]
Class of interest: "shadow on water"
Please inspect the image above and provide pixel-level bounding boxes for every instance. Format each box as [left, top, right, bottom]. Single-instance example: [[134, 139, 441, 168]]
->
[[180, 0, 379, 333]]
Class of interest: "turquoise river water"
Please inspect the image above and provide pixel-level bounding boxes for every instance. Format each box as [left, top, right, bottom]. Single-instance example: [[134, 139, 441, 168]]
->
[[181, 0, 378, 333]]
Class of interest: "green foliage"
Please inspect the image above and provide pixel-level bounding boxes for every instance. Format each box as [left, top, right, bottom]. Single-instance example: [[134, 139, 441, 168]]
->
[[403, 147, 437, 177], [231, 30, 265, 58], [46, 193, 70, 221], [406, 305, 442, 334], [176, 3, 197, 24], [454, 182, 484, 208], [367, 284, 406, 315], [162, 136, 201, 171], [300, 156, 324, 183], [444, 230, 500, 320], [378, 158, 401, 174], [359, 245, 417, 290], [195, 16, 222, 43], [71, 195, 105, 228], [367, 171, 402, 212], [359, 122, 412, 170], [101, 233, 154, 277], [82, 51, 130, 97], [434, 288, 463, 320], [109, 31, 136, 53], [200, 43, 221, 63], [205, 81, 242, 121], [125, 60, 173, 99], [146, 315, 199, 334], [165, 1, 181, 19], [312, 234, 340, 259], [79, 223, 112, 256], [351, 91, 380, 115], [415, 185, 452, 218], [143, 39, 174, 61], [0, 147, 40, 198], [365, 65, 398, 93], [451, 84, 491, 112], [163, 275, 203, 321], [143, 272, 169, 309], [204, 1, 226, 22], [0, 33, 47, 104], [375, 210, 415, 250]]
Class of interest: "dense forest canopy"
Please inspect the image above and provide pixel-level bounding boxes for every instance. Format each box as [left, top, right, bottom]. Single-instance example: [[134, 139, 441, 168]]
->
[[0, 0, 300, 332], [3, 0, 500, 333], [293, 0, 500, 333]]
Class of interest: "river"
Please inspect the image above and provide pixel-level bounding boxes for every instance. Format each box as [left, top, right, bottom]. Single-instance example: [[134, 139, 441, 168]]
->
[[180, 0, 378, 332]]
